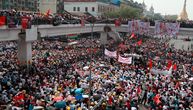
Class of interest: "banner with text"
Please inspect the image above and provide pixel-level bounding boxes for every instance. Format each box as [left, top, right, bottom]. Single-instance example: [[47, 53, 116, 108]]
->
[[118, 55, 132, 64], [104, 49, 117, 58], [165, 22, 180, 36]]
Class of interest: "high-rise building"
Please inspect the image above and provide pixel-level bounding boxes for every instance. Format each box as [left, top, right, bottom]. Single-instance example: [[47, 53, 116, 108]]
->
[[0, 0, 37, 11]]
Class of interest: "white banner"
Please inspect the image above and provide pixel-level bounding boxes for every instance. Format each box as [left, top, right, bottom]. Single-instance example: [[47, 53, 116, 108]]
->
[[118, 55, 132, 64], [128, 20, 140, 33], [150, 68, 172, 76], [165, 23, 180, 36], [155, 21, 166, 35], [104, 49, 117, 58], [139, 22, 150, 35]]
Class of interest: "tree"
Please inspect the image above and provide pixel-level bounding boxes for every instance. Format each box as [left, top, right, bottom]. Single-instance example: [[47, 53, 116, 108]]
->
[[153, 13, 163, 20], [144, 13, 163, 20], [104, 6, 142, 19], [164, 15, 178, 20]]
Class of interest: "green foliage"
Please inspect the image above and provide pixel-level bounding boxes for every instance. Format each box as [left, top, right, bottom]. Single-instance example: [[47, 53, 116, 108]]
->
[[144, 13, 163, 20], [164, 15, 178, 20], [104, 6, 142, 19]]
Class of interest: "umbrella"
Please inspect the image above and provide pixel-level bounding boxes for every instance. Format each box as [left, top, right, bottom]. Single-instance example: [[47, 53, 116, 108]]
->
[[83, 66, 89, 70], [75, 94, 83, 100], [82, 95, 89, 98], [54, 101, 66, 109], [75, 88, 83, 95], [53, 96, 63, 102], [189, 77, 193, 81]]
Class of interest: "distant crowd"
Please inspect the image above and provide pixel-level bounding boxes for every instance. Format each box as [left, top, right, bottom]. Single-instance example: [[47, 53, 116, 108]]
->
[[1, 10, 193, 28]]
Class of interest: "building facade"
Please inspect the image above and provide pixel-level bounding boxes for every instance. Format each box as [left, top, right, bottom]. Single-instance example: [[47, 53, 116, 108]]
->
[[0, 0, 37, 11], [37, 0, 57, 14], [98, 2, 119, 15], [37, 0, 64, 14], [64, 0, 119, 16]]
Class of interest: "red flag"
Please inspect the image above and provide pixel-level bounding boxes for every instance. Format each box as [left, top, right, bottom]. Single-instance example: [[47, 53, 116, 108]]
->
[[175, 81, 180, 89], [167, 60, 172, 70], [115, 19, 120, 27], [173, 64, 177, 71], [13, 92, 25, 101], [148, 59, 153, 69], [137, 40, 142, 46], [46, 9, 51, 16], [0, 16, 6, 26], [108, 96, 113, 105], [168, 52, 172, 57], [137, 86, 142, 95], [153, 94, 161, 104], [21, 17, 28, 29], [129, 33, 136, 39]]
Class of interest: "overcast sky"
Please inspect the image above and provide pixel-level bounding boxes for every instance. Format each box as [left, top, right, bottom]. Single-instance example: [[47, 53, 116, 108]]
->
[[133, 0, 193, 20]]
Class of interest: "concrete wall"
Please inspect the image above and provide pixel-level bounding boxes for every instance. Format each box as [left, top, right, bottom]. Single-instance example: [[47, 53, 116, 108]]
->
[[169, 39, 193, 51]]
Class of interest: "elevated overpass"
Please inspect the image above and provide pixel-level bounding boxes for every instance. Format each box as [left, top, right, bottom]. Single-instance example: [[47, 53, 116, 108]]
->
[[1, 24, 193, 41], [0, 24, 193, 64]]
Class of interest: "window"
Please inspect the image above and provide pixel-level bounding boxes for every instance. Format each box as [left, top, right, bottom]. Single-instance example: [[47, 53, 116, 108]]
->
[[73, 7, 76, 11], [77, 7, 80, 11], [85, 7, 88, 12], [92, 7, 95, 12]]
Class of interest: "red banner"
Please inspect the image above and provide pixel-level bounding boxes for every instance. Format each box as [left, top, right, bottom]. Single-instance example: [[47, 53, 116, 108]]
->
[[0, 16, 6, 26], [21, 18, 28, 29]]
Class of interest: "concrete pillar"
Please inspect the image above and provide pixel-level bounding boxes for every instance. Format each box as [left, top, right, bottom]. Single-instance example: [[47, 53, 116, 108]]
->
[[18, 26, 38, 65], [18, 38, 32, 65]]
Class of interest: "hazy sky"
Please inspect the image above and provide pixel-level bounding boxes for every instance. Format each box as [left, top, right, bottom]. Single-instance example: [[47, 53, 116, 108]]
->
[[133, 0, 193, 20]]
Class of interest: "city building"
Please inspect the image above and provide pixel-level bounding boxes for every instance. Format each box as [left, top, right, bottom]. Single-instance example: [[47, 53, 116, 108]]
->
[[37, 0, 64, 14], [0, 0, 37, 11], [63, 0, 119, 17]]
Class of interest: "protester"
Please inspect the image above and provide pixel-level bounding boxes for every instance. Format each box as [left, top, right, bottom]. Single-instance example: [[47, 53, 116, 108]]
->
[[1, 10, 193, 28], [0, 32, 192, 110]]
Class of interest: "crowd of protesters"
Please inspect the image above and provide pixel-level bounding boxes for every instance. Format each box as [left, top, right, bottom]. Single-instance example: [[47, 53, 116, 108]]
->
[[1, 10, 193, 28], [0, 31, 193, 110]]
